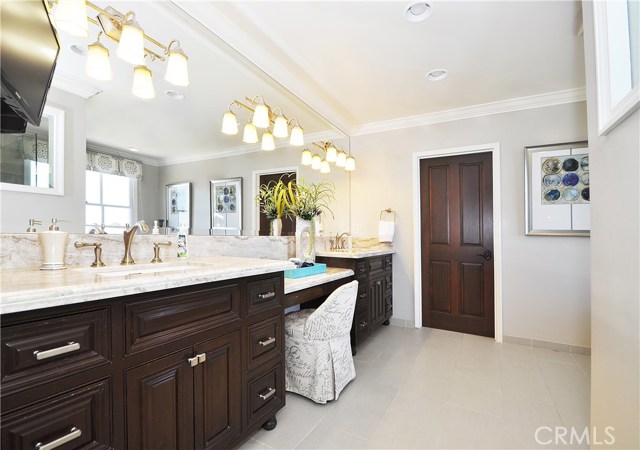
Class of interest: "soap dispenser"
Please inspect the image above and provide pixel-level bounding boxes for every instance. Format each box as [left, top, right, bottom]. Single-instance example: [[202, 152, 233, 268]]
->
[[38, 218, 68, 270]]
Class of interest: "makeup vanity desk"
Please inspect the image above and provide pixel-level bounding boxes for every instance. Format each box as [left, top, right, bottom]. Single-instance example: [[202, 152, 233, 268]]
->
[[283, 267, 354, 308]]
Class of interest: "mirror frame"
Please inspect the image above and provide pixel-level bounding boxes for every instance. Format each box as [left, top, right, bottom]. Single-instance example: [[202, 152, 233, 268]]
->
[[0, 104, 65, 195], [165, 182, 191, 233]]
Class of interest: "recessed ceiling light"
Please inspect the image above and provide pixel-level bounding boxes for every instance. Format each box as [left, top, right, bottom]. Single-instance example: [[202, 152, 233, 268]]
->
[[165, 90, 184, 100], [404, 2, 431, 22], [70, 44, 87, 56], [127, 147, 140, 152], [426, 69, 448, 81]]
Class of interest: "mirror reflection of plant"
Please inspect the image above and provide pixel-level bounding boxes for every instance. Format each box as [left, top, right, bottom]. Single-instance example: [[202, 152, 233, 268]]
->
[[256, 178, 293, 220], [288, 179, 335, 221]]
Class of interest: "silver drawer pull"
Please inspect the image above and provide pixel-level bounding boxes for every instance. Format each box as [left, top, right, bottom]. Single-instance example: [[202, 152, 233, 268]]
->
[[34, 342, 80, 360], [258, 387, 276, 401], [36, 427, 82, 450], [197, 353, 207, 364], [258, 291, 275, 300], [258, 337, 276, 347], [188, 356, 199, 367]]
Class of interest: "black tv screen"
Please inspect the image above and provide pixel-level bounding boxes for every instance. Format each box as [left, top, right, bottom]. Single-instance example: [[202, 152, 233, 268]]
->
[[1, 0, 60, 129]]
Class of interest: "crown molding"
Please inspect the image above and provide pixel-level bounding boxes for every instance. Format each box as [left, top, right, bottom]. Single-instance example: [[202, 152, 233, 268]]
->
[[157, 130, 342, 166], [51, 72, 102, 99], [351, 88, 587, 136]]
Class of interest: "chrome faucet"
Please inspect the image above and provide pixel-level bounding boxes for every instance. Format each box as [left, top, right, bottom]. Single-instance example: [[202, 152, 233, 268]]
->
[[121, 221, 149, 265]]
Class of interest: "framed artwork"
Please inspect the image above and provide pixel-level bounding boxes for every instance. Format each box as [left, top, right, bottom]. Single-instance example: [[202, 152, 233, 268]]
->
[[165, 182, 191, 233], [524, 141, 590, 236], [210, 178, 242, 235]]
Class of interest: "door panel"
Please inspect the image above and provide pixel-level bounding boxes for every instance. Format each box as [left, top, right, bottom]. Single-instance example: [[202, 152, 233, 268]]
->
[[258, 172, 295, 236], [420, 152, 494, 337]]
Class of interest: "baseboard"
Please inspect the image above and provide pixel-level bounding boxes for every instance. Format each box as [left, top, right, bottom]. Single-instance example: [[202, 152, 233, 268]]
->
[[503, 335, 591, 356], [388, 317, 414, 328]]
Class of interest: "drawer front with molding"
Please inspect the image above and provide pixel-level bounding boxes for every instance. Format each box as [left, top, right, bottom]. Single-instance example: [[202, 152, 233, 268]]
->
[[356, 287, 368, 311], [1, 309, 110, 395], [246, 316, 282, 372], [246, 277, 282, 317], [354, 308, 369, 342], [246, 363, 284, 429], [1, 379, 111, 450], [124, 283, 240, 356], [354, 261, 369, 280], [368, 257, 384, 274]]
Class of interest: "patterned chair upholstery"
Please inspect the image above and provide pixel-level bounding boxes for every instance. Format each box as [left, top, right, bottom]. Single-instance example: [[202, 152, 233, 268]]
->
[[284, 280, 359, 404]]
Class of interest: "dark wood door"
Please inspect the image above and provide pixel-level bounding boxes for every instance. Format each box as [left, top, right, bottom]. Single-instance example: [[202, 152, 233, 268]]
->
[[126, 349, 195, 450], [420, 152, 494, 337], [258, 172, 295, 236], [194, 331, 242, 450]]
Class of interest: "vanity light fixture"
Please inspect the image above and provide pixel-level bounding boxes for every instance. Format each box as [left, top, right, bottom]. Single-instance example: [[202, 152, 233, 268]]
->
[[345, 154, 356, 172], [304, 141, 355, 172], [320, 160, 331, 174], [336, 149, 347, 167], [301, 148, 313, 165], [48, 0, 190, 97], [221, 96, 305, 150], [325, 144, 337, 162], [311, 153, 322, 170], [132, 64, 155, 99]]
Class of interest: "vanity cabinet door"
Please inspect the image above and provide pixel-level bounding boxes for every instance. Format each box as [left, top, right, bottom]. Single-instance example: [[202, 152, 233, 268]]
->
[[369, 273, 386, 329]]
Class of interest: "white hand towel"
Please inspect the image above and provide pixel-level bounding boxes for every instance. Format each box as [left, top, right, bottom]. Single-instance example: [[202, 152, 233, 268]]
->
[[378, 220, 395, 243]]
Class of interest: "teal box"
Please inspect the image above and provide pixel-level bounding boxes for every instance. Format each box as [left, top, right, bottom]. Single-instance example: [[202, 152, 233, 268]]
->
[[284, 263, 327, 278]]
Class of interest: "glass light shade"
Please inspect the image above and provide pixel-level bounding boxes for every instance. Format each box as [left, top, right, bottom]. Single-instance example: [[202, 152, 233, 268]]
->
[[311, 154, 322, 170], [290, 125, 304, 146], [261, 131, 275, 151], [243, 123, 258, 144], [301, 149, 312, 165], [336, 151, 347, 167], [86, 41, 112, 81], [117, 16, 145, 65], [252, 104, 270, 128], [320, 160, 330, 174], [221, 111, 238, 135], [273, 115, 289, 138], [164, 49, 189, 87], [131, 66, 155, 99], [55, 0, 88, 37], [326, 145, 337, 162], [345, 155, 356, 171]]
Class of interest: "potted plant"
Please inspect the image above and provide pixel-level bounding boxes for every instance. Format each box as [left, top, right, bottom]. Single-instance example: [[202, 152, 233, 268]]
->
[[288, 179, 335, 260], [256, 179, 292, 236]]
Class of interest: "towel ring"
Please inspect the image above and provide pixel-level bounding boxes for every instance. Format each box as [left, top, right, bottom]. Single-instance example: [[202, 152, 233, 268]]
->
[[380, 208, 396, 222]]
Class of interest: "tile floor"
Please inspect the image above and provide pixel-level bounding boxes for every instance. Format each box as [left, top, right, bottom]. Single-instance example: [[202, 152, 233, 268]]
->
[[241, 326, 591, 450]]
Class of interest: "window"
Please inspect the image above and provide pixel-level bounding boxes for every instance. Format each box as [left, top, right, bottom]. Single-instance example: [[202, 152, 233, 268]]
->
[[85, 170, 137, 233]]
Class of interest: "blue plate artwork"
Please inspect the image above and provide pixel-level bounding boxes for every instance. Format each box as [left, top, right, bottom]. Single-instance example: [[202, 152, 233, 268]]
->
[[581, 156, 589, 171], [562, 173, 580, 186], [581, 172, 590, 186], [543, 174, 562, 187], [543, 188, 561, 202], [581, 188, 590, 201], [562, 158, 579, 171], [542, 157, 562, 174], [561, 188, 580, 202]]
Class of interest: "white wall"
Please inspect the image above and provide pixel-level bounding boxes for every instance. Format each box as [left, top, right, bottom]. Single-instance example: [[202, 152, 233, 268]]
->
[[157, 148, 351, 236], [350, 102, 590, 347], [583, 3, 640, 448], [0, 87, 159, 233]]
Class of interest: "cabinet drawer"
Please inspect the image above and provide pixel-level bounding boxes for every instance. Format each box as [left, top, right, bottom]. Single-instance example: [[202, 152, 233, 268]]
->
[[356, 288, 368, 310], [246, 316, 282, 372], [124, 283, 240, 356], [368, 257, 384, 274], [246, 363, 284, 429], [354, 261, 369, 280], [354, 308, 369, 341], [247, 277, 282, 317], [1, 309, 110, 395], [1, 379, 111, 450]]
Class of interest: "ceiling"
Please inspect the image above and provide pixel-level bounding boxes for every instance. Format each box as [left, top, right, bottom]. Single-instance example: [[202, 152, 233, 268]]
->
[[52, 0, 586, 165]]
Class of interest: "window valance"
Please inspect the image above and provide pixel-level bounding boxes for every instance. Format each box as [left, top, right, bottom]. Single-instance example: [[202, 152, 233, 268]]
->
[[86, 150, 143, 179]]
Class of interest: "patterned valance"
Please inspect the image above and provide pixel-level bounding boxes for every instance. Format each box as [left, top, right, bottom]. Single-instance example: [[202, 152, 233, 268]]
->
[[86, 150, 143, 179]]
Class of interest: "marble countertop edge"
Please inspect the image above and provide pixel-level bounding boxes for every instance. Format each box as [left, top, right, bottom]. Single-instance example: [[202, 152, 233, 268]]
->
[[284, 268, 354, 294], [315, 248, 395, 259]]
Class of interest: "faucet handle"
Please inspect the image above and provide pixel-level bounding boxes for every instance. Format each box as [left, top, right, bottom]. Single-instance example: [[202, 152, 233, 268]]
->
[[151, 241, 172, 263], [26, 219, 42, 233], [74, 241, 106, 267]]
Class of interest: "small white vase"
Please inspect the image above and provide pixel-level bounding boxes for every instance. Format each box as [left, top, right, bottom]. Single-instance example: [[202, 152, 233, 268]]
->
[[271, 218, 283, 236], [295, 217, 316, 262]]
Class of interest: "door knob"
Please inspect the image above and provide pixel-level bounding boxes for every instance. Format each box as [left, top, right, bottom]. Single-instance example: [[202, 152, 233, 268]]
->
[[476, 250, 492, 261]]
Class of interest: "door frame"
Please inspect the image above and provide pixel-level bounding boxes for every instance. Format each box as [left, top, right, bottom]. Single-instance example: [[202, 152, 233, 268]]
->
[[251, 166, 298, 235], [412, 143, 503, 342]]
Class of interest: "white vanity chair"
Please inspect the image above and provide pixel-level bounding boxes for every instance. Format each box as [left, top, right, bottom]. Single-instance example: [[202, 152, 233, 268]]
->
[[283, 280, 359, 404]]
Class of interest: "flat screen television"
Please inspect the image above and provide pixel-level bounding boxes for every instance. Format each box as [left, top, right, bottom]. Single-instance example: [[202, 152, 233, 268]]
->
[[1, 0, 60, 133]]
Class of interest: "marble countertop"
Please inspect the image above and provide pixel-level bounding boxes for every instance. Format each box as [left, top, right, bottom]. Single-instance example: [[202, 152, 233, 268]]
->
[[315, 248, 395, 259], [284, 267, 354, 294], [0, 256, 295, 315]]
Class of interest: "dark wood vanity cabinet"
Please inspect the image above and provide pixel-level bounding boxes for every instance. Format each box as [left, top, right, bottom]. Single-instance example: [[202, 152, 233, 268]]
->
[[1, 272, 286, 450], [316, 254, 393, 352]]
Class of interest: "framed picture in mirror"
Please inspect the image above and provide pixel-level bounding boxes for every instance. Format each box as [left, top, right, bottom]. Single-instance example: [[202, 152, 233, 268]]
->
[[166, 182, 191, 233], [210, 178, 242, 235], [524, 141, 590, 236]]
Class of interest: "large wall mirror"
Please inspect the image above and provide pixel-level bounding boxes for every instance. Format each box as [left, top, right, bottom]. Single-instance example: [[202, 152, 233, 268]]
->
[[38, 1, 350, 236], [0, 105, 65, 196]]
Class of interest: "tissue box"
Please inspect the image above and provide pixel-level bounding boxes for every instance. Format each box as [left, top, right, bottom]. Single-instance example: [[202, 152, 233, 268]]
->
[[284, 263, 327, 278]]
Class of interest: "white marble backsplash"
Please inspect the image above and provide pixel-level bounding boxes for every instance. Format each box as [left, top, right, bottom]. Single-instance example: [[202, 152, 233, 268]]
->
[[0, 233, 295, 270]]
